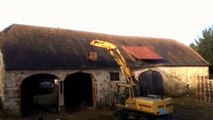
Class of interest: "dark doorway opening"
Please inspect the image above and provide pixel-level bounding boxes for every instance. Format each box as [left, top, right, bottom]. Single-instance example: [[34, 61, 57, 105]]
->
[[21, 74, 58, 116], [64, 72, 93, 112], [139, 70, 163, 97]]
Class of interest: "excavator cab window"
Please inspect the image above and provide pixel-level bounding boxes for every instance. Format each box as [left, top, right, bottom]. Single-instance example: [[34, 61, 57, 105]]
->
[[116, 86, 130, 105], [132, 86, 140, 97]]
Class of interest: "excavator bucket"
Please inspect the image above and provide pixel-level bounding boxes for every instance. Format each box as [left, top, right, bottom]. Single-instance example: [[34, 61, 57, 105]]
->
[[87, 47, 97, 61]]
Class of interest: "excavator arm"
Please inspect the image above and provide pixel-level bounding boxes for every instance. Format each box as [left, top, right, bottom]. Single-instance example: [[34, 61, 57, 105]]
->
[[90, 40, 173, 119], [90, 40, 136, 84]]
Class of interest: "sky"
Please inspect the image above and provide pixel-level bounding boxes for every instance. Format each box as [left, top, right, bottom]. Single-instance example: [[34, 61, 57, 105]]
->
[[0, 0, 213, 45]]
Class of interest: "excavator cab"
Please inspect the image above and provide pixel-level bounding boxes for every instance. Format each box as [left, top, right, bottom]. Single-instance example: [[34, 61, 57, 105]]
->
[[116, 83, 139, 105]]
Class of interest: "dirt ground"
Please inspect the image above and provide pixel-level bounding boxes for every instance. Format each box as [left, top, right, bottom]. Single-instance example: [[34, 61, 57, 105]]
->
[[0, 97, 213, 120]]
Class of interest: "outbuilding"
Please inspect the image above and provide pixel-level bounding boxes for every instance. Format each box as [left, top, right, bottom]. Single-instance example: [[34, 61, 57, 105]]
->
[[0, 24, 209, 115]]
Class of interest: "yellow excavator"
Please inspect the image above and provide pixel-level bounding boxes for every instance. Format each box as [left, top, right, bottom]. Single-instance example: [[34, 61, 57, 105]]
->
[[90, 40, 173, 120]]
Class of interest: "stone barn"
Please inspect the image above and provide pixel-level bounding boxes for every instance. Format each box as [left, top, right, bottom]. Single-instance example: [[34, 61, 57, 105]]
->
[[0, 24, 209, 116]]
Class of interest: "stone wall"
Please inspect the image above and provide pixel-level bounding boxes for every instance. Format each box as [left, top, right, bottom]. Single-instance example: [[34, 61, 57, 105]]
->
[[2, 69, 125, 115], [2, 66, 209, 114], [134, 66, 209, 96]]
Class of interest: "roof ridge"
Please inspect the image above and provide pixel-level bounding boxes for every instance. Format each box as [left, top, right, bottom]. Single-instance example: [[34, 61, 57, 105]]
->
[[1, 24, 178, 41]]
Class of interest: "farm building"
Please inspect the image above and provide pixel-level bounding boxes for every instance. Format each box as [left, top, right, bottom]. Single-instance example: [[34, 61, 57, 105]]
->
[[0, 24, 209, 116]]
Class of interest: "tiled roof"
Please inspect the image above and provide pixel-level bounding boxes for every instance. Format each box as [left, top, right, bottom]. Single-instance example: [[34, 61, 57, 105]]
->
[[0, 24, 209, 69]]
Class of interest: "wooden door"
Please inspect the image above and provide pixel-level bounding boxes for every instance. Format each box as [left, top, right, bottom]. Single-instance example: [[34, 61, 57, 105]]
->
[[139, 70, 163, 96]]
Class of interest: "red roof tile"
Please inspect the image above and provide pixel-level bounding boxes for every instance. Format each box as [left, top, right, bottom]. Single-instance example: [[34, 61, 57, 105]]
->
[[122, 46, 163, 60]]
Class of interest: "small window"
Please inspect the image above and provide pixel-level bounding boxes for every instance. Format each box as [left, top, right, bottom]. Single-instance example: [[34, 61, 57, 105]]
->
[[110, 72, 120, 81]]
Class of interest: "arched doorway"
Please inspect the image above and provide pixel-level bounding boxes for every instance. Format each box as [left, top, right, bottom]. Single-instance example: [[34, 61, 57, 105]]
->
[[64, 72, 93, 112], [21, 74, 58, 116], [139, 70, 163, 97]]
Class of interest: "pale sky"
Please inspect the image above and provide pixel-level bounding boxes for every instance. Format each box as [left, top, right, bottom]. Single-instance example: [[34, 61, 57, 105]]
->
[[0, 0, 213, 45]]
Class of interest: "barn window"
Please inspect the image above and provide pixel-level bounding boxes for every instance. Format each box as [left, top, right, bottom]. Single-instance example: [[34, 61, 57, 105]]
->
[[110, 72, 120, 81]]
